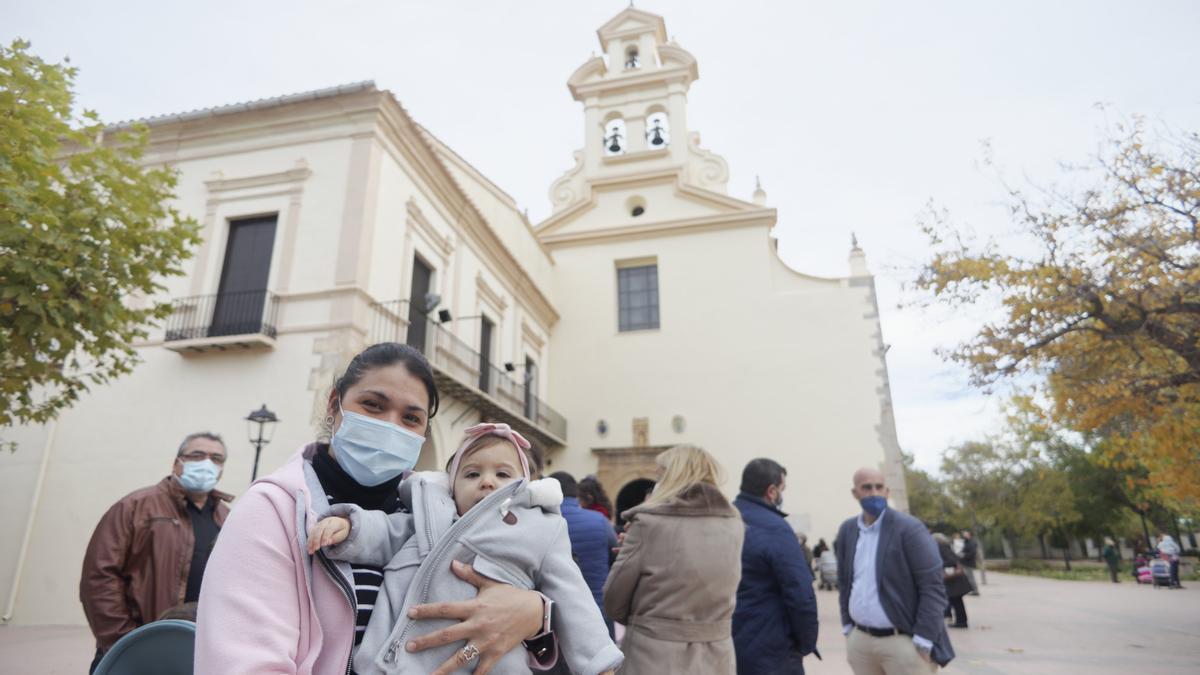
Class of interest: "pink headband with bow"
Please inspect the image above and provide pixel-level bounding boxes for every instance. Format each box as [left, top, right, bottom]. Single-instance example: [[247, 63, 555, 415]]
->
[[447, 422, 532, 494]]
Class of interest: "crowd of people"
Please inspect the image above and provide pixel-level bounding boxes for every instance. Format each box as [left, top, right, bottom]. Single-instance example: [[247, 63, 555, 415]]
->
[[79, 341, 1029, 674]]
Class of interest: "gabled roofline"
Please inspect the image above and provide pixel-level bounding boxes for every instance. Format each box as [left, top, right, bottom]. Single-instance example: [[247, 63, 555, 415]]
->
[[534, 166, 764, 237], [106, 81, 378, 131], [417, 124, 556, 266], [596, 7, 668, 50]]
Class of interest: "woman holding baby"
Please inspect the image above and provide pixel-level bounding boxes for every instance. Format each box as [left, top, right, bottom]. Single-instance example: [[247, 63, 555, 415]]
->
[[195, 343, 571, 675]]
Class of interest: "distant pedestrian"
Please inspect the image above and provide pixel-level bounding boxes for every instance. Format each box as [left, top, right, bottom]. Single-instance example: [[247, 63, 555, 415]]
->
[[813, 538, 829, 561], [551, 472, 619, 629], [604, 445, 744, 674], [797, 531, 814, 569], [1157, 532, 1183, 588], [932, 533, 970, 628], [732, 458, 820, 675], [1102, 537, 1121, 584], [80, 432, 232, 673], [960, 530, 980, 595], [835, 467, 954, 673], [578, 474, 614, 521]]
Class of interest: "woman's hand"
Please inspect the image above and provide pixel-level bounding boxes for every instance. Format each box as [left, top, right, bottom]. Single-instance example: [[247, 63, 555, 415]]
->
[[306, 517, 350, 554], [405, 560, 544, 675]]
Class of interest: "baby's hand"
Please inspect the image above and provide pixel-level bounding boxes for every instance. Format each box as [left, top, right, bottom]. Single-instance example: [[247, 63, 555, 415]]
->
[[307, 516, 351, 554]]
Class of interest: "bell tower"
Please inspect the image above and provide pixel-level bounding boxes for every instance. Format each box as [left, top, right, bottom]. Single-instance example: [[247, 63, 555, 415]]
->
[[545, 7, 739, 218]]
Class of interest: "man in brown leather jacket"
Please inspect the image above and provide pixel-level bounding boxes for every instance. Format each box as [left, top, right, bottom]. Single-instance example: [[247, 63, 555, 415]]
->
[[79, 432, 233, 671]]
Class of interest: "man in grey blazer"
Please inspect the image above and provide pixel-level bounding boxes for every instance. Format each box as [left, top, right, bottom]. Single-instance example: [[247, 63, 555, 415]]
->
[[834, 468, 954, 673]]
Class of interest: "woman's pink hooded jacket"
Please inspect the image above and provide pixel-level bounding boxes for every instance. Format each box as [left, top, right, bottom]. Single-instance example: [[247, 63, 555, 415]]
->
[[195, 444, 357, 674]]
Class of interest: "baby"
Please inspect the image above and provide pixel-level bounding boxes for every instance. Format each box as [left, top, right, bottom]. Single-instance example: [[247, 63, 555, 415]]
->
[[308, 423, 622, 675]]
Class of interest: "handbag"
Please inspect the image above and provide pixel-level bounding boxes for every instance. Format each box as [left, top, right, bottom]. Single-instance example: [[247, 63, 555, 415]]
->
[[943, 565, 964, 580]]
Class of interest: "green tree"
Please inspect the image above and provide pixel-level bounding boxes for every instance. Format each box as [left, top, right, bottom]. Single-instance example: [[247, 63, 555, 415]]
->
[[902, 451, 964, 531], [0, 40, 199, 436], [940, 440, 1020, 555]]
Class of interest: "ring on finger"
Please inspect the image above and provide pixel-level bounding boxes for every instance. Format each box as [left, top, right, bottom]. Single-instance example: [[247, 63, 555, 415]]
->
[[459, 643, 480, 663]]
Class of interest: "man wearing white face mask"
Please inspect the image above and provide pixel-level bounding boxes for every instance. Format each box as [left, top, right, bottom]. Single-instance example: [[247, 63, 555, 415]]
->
[[80, 432, 232, 673]]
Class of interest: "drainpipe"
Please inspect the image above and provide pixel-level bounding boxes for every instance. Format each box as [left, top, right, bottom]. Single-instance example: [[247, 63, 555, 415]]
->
[[1, 421, 58, 623]]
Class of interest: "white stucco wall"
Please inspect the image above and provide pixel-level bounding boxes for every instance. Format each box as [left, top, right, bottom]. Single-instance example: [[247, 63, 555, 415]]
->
[[546, 224, 903, 540]]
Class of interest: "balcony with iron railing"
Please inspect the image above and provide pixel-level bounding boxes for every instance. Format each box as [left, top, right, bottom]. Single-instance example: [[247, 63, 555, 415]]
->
[[370, 299, 567, 448], [163, 289, 280, 352]]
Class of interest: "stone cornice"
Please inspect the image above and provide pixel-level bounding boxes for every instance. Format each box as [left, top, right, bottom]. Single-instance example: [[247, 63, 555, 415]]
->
[[570, 64, 695, 100], [541, 208, 777, 248], [204, 162, 311, 193], [406, 198, 454, 256], [521, 319, 546, 351], [475, 273, 509, 313]]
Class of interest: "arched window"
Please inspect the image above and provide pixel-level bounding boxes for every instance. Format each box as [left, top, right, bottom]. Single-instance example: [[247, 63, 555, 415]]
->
[[625, 46, 640, 69], [645, 112, 670, 148], [604, 118, 626, 156]]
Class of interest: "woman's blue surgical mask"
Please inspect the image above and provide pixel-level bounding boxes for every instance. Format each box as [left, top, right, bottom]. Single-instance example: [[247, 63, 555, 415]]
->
[[860, 495, 887, 517], [177, 459, 220, 493], [331, 405, 425, 486]]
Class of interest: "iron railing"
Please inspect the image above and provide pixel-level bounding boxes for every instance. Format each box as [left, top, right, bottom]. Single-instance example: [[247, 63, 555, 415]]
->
[[164, 290, 279, 342], [369, 299, 567, 441]]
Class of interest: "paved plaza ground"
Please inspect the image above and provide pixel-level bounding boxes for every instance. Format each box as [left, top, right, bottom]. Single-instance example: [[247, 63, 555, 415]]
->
[[0, 572, 1196, 673]]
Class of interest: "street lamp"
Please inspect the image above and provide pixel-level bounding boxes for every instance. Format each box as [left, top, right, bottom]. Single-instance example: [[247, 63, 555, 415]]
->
[[245, 404, 279, 482]]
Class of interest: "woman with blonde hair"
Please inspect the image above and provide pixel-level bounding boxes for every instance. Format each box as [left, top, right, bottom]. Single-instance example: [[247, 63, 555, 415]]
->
[[602, 445, 744, 674]]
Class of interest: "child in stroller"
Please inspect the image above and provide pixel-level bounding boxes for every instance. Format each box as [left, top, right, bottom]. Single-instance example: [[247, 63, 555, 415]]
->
[[1133, 553, 1153, 584]]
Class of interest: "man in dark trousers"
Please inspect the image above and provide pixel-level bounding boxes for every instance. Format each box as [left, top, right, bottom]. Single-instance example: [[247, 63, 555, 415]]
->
[[80, 432, 232, 673], [835, 467, 954, 674], [732, 458, 819, 674], [960, 530, 980, 595]]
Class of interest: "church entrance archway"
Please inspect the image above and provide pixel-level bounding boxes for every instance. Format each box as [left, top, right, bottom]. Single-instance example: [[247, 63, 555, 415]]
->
[[591, 445, 672, 522], [615, 479, 656, 523]]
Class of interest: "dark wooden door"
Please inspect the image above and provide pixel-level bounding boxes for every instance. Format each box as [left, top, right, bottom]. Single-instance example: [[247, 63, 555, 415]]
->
[[210, 216, 276, 337], [407, 257, 433, 353]]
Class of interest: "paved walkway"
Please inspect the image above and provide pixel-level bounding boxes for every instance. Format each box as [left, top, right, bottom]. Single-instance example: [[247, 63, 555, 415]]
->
[[812, 572, 1199, 674], [0, 573, 1196, 673]]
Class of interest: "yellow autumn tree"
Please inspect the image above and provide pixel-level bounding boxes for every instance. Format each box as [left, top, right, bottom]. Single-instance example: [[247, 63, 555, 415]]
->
[[915, 120, 1200, 508]]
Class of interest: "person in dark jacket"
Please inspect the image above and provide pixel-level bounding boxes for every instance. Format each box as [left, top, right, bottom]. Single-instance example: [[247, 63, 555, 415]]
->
[[551, 472, 618, 614], [812, 538, 829, 561], [959, 530, 980, 595], [1102, 537, 1121, 583], [933, 533, 970, 628], [732, 458, 820, 675]]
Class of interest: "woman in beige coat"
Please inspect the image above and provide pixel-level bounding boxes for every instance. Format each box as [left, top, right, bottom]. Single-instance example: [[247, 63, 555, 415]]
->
[[603, 445, 745, 674]]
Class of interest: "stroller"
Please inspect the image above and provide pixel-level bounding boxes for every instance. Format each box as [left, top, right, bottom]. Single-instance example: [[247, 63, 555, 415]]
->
[[817, 550, 838, 590], [1149, 558, 1173, 588]]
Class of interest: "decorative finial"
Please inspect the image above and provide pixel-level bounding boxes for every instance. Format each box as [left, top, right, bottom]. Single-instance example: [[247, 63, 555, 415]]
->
[[752, 175, 767, 206], [851, 232, 860, 249]]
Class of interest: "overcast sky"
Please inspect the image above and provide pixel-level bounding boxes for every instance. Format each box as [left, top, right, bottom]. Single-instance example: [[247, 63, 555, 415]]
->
[[6, 0, 1199, 471]]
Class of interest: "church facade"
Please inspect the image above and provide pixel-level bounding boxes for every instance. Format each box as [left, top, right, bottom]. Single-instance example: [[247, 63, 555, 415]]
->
[[0, 8, 906, 626]]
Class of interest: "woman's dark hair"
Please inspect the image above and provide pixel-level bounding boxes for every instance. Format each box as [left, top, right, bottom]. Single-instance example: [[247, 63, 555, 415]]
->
[[331, 342, 440, 418], [577, 475, 613, 513]]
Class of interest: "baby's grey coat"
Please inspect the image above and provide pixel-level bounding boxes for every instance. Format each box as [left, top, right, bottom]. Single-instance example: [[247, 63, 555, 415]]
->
[[326, 473, 623, 675]]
